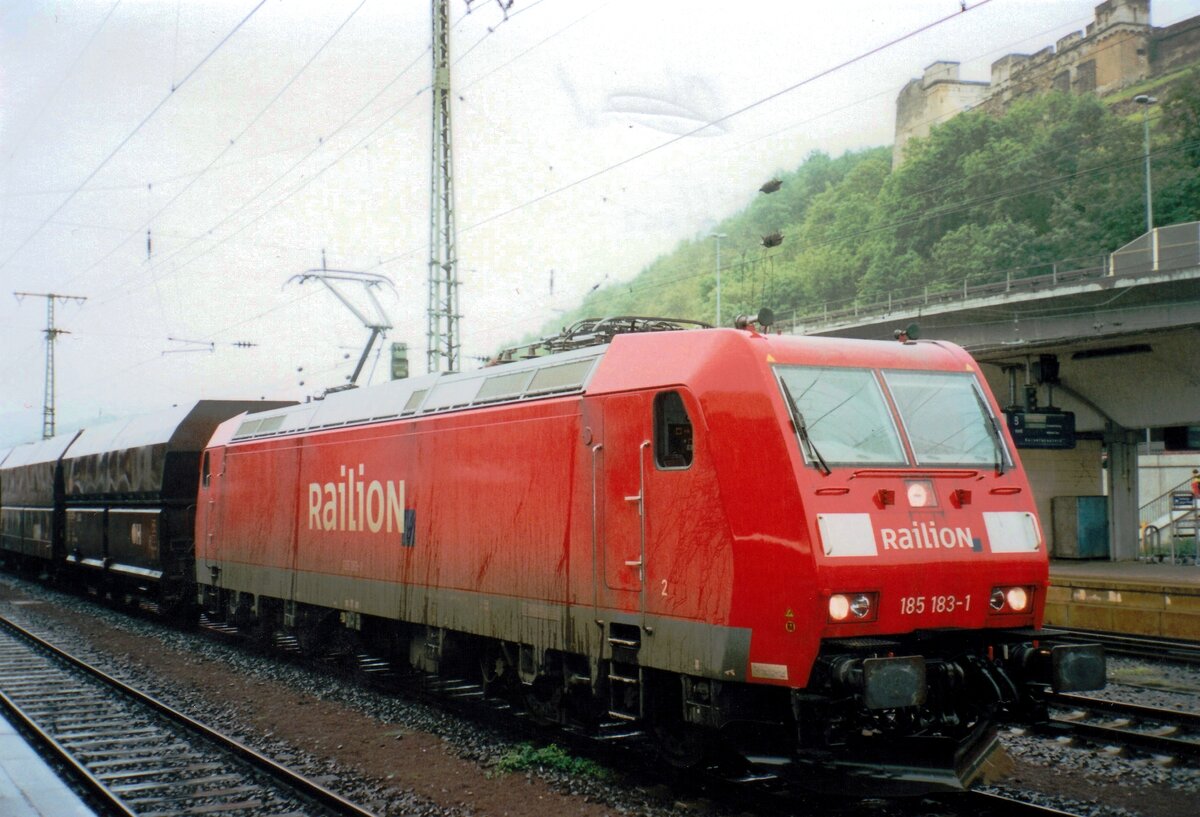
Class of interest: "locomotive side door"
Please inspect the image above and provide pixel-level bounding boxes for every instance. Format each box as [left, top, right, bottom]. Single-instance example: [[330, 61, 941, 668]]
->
[[601, 393, 649, 606], [196, 446, 222, 590]]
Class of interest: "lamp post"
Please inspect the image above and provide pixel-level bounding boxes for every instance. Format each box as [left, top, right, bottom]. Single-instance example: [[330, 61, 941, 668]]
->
[[710, 232, 726, 326], [1134, 94, 1157, 234]]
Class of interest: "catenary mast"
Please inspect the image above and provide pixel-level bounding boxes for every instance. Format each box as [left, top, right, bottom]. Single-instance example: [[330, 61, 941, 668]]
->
[[427, 0, 460, 373], [14, 291, 87, 439]]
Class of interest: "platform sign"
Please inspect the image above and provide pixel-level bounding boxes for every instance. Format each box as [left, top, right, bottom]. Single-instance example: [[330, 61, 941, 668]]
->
[[1172, 491, 1197, 510], [1005, 410, 1076, 449]]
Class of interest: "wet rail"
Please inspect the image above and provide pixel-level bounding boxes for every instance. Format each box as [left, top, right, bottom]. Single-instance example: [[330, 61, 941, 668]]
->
[[1046, 627, 1200, 665], [953, 790, 1093, 817], [0, 614, 378, 817], [1042, 691, 1200, 761]]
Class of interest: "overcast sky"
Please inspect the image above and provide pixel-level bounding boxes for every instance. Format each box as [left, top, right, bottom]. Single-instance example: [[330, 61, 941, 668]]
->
[[2, 0, 1198, 446]]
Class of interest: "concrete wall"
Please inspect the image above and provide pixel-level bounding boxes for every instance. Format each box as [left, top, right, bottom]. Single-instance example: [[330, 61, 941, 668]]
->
[[1019, 441, 1105, 554], [1139, 452, 1200, 505]]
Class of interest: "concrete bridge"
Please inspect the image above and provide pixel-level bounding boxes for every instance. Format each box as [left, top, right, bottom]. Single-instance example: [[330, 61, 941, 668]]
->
[[786, 222, 1200, 561]]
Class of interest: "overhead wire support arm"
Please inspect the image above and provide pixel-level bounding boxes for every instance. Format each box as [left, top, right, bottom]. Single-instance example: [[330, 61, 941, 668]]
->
[[287, 257, 397, 389]]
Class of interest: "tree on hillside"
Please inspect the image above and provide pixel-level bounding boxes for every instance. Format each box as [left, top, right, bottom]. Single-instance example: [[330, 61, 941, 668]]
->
[[1155, 68, 1200, 227], [509, 87, 1195, 353], [860, 92, 1147, 298], [713, 148, 890, 321]]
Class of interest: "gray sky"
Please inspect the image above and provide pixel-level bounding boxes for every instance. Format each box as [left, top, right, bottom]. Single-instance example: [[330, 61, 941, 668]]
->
[[2, 0, 1198, 445]]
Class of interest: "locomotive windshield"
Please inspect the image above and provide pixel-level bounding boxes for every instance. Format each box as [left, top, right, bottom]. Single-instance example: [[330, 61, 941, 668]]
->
[[883, 370, 1010, 468], [774, 367, 906, 465], [775, 365, 1009, 468]]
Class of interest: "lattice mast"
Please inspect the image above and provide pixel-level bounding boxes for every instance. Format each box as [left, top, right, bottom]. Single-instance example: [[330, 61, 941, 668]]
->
[[428, 0, 460, 373], [14, 291, 87, 439]]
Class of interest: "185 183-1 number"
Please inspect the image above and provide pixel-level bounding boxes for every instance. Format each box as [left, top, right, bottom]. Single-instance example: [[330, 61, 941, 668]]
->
[[900, 595, 971, 615]]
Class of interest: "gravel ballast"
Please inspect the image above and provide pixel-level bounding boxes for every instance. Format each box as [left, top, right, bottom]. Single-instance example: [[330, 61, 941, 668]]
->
[[1, 575, 1197, 817]]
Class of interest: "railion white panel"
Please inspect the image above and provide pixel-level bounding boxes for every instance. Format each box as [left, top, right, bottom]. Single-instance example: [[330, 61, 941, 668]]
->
[[983, 511, 1042, 553], [817, 513, 878, 557]]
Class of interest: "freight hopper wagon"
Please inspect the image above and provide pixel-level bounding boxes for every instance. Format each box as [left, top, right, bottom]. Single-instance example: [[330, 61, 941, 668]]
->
[[0, 433, 80, 573], [196, 322, 1105, 793], [1, 400, 287, 616]]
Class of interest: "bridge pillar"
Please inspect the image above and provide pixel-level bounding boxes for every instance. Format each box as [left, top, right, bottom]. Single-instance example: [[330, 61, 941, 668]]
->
[[1106, 423, 1142, 561]]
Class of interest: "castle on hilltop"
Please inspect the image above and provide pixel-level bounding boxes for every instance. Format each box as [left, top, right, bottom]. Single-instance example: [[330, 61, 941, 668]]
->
[[893, 0, 1200, 165]]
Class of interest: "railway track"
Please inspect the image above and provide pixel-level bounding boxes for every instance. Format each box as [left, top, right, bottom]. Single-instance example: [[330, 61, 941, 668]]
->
[[1046, 627, 1200, 665], [2, 591, 1103, 817], [1042, 691, 1200, 761], [954, 790, 1094, 817], [0, 614, 378, 817], [201, 611, 1108, 815]]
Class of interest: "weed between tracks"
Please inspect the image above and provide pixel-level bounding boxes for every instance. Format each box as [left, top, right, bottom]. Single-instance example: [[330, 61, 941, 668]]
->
[[491, 742, 612, 780]]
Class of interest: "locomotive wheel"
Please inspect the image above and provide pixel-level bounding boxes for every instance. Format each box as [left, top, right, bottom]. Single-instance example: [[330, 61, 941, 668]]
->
[[522, 676, 564, 725], [651, 717, 711, 769], [479, 643, 511, 694]]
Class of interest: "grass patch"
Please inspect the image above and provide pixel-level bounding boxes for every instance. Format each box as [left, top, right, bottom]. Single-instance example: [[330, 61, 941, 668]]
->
[[491, 742, 611, 780]]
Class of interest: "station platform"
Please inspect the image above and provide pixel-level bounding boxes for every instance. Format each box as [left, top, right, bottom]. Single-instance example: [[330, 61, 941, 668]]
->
[[1046, 559, 1200, 640], [0, 710, 96, 817]]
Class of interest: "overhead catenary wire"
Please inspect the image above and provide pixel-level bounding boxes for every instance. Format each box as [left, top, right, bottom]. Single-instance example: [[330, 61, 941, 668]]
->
[[86, 44, 433, 308], [2, 0, 124, 168], [0, 0, 270, 274], [10, 0, 1185, 425], [57, 0, 373, 292], [370, 0, 996, 272], [6, 1, 549, 413], [570, 137, 1200, 311], [458, 130, 1195, 354], [112, 0, 565, 301]]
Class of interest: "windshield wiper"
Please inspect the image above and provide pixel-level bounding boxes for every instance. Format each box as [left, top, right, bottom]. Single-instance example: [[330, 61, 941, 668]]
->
[[779, 377, 831, 476], [973, 388, 1007, 475]]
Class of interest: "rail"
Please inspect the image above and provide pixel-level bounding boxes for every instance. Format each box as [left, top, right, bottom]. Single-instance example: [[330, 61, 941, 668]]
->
[[1043, 692, 1200, 760], [0, 614, 378, 817], [1045, 627, 1200, 665]]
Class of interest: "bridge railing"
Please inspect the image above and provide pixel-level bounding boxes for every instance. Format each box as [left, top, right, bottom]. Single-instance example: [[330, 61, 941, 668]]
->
[[1112, 221, 1200, 276], [779, 222, 1200, 335]]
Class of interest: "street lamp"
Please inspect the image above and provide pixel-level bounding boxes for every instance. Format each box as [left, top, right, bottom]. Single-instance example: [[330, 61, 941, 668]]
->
[[1134, 94, 1157, 234], [710, 233, 727, 326]]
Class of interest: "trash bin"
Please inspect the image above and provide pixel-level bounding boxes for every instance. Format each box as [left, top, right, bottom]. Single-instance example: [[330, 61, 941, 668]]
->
[[1051, 495, 1109, 559]]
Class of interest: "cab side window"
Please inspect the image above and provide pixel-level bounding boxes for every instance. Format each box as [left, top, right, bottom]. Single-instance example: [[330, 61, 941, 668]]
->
[[654, 391, 693, 469], [201, 451, 211, 489]]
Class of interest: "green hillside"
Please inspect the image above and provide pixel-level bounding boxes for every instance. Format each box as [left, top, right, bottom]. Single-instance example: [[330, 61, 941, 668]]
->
[[521, 75, 1200, 346]]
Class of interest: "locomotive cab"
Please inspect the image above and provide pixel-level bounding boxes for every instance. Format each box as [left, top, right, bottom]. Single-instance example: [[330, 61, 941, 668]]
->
[[709, 332, 1107, 791]]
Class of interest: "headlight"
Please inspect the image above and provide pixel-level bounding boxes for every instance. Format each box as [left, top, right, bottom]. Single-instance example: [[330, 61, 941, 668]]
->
[[829, 594, 851, 621], [829, 592, 877, 622], [990, 585, 1033, 613], [1006, 586, 1029, 612]]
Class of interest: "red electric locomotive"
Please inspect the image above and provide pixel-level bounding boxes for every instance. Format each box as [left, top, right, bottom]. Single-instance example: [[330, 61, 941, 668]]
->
[[195, 317, 1104, 792]]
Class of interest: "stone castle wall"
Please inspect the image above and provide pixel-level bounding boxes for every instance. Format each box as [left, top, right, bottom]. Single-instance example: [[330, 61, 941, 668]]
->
[[893, 0, 1200, 165]]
